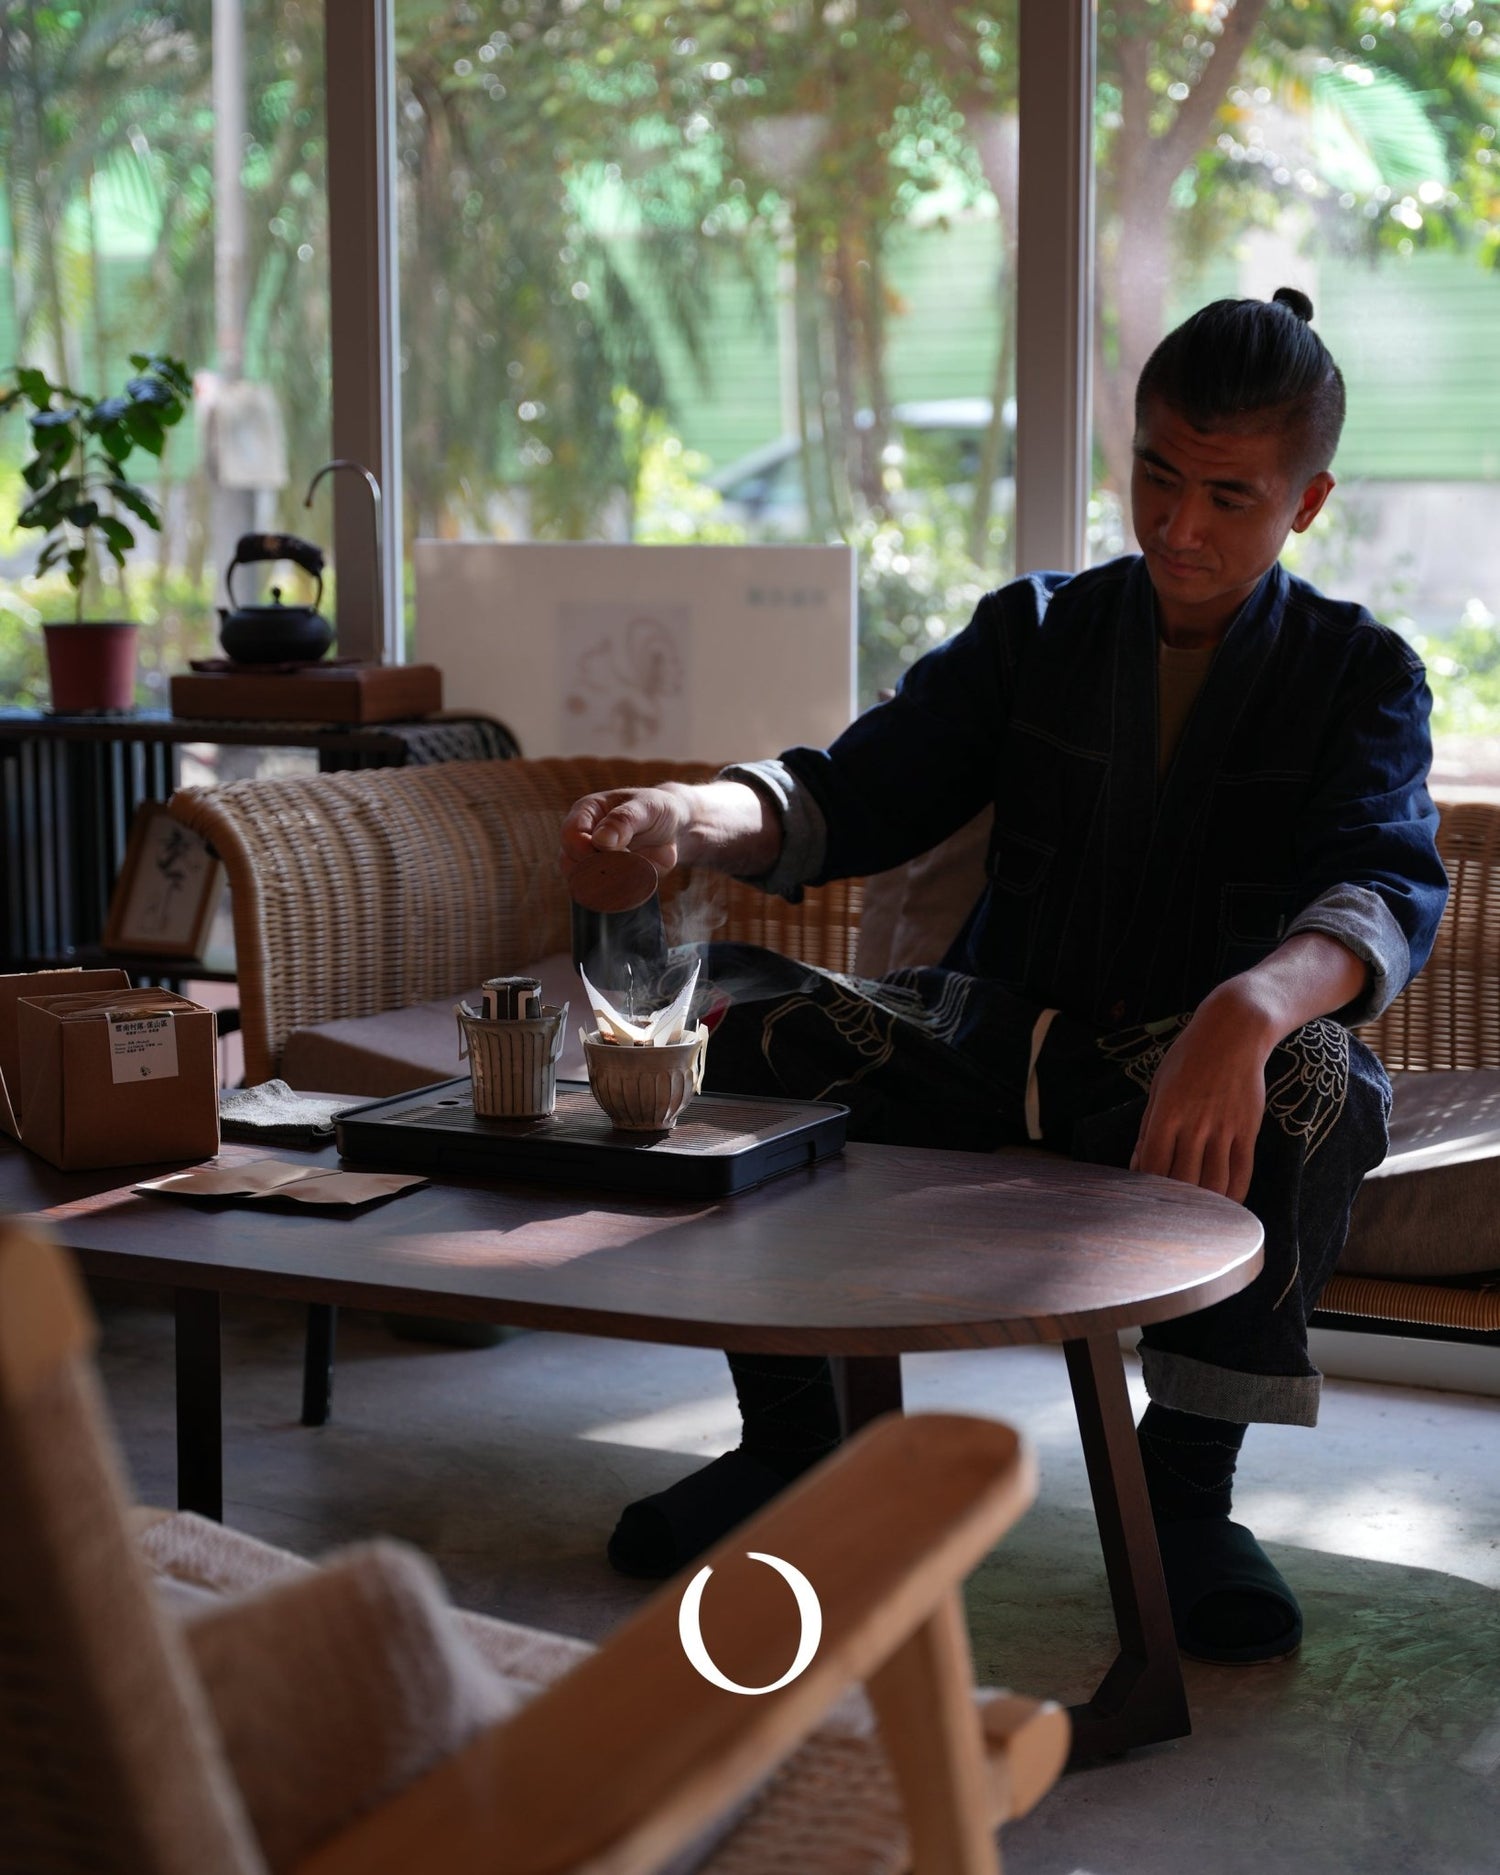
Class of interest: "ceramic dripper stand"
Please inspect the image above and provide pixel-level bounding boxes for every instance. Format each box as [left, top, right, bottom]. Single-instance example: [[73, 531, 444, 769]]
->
[[568, 849, 709, 1131], [455, 975, 569, 1119]]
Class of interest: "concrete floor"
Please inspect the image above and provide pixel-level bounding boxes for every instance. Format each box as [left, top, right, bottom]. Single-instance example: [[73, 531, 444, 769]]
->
[[92, 1283, 1500, 1875]]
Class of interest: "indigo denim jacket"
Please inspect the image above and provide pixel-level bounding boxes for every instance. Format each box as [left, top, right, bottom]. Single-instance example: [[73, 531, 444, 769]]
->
[[744, 556, 1447, 1029]]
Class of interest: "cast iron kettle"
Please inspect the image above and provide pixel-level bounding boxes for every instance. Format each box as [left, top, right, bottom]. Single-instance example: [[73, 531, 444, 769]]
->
[[218, 532, 335, 665]]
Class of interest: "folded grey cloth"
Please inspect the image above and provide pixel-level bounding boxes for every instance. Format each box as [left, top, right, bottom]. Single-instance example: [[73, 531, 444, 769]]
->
[[219, 1080, 359, 1145]]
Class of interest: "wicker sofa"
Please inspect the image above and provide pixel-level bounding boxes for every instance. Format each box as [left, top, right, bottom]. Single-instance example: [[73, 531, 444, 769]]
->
[[169, 762, 1500, 1351]]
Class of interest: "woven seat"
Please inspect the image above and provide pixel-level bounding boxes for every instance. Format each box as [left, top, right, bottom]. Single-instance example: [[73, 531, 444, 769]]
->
[[1322, 802, 1500, 1338], [0, 1218, 1066, 1875], [170, 756, 863, 1088]]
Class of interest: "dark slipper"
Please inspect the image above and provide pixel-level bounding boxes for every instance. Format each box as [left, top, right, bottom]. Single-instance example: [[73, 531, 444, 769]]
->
[[607, 1447, 795, 1580], [1156, 1517, 1303, 1665]]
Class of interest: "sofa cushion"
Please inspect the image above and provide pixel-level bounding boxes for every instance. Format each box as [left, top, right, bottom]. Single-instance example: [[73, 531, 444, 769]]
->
[[854, 810, 992, 979], [164, 1537, 526, 1874], [1338, 1069, 1500, 1279], [279, 953, 585, 1096]]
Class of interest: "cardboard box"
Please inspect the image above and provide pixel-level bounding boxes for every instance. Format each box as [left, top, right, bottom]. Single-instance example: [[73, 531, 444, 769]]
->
[[0, 971, 219, 1170]]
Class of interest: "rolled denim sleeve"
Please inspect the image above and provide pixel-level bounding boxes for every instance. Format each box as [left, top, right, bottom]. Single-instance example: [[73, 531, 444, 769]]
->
[[718, 758, 827, 900], [1285, 883, 1411, 1024], [1291, 643, 1448, 1019]]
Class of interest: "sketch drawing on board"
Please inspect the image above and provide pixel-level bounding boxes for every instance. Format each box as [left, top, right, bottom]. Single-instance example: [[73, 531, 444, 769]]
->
[[103, 805, 225, 959], [557, 602, 691, 755]]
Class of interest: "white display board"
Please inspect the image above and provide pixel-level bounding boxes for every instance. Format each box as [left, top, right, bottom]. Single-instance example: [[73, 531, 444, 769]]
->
[[414, 541, 857, 761]]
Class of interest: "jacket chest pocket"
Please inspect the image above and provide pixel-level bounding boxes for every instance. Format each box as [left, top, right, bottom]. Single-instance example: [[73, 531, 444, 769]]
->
[[1216, 883, 1289, 979], [985, 828, 1056, 957]]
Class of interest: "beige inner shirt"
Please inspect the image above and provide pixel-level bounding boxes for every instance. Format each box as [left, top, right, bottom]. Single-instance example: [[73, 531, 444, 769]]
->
[[1157, 637, 1219, 778]]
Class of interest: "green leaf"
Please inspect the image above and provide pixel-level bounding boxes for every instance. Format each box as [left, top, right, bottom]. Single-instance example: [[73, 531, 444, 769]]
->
[[109, 482, 160, 528], [99, 517, 134, 564], [66, 501, 101, 529], [15, 367, 55, 405], [35, 540, 65, 574], [123, 406, 166, 456], [18, 478, 82, 528], [125, 375, 173, 408], [98, 427, 133, 462], [36, 425, 74, 463], [127, 356, 192, 403], [1312, 67, 1450, 196], [21, 457, 51, 490], [65, 549, 88, 591], [90, 395, 132, 425]]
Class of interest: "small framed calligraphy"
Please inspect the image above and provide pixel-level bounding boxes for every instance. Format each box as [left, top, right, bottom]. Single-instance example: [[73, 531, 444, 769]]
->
[[102, 804, 226, 960]]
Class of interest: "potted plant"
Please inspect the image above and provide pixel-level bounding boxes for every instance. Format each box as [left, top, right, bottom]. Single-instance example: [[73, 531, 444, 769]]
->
[[1, 354, 191, 712]]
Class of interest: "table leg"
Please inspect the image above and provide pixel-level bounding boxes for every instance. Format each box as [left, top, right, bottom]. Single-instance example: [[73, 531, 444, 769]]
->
[[174, 1288, 223, 1522], [1063, 1332, 1190, 1763], [832, 1354, 903, 1435], [301, 1303, 338, 1426]]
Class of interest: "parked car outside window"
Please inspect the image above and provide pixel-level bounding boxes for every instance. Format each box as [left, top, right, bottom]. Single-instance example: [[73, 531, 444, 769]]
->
[[708, 397, 1015, 538]]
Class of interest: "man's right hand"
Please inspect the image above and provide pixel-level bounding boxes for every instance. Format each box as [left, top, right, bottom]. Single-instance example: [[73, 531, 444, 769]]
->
[[559, 778, 782, 885], [560, 787, 697, 883]]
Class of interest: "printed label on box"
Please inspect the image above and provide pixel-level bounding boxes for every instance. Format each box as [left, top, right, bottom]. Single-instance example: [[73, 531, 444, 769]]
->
[[109, 1014, 180, 1085]]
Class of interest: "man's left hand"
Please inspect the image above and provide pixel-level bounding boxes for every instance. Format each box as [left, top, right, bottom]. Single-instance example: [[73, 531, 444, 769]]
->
[[1130, 987, 1272, 1203], [1129, 931, 1368, 1203]]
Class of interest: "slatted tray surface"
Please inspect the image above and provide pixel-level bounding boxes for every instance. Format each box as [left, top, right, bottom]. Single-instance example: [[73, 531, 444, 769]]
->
[[336, 1079, 848, 1197]]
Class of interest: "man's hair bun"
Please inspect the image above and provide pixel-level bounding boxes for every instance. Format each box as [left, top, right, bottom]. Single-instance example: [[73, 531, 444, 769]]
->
[[1272, 285, 1314, 323], [1136, 286, 1346, 473]]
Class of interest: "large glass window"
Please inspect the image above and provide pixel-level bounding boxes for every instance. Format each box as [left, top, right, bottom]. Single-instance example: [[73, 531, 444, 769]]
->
[[394, 2, 1020, 702], [1092, 0, 1500, 786], [0, 0, 331, 710]]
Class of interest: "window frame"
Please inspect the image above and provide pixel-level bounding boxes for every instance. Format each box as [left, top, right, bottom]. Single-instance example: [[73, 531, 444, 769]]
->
[[324, 0, 1095, 660]]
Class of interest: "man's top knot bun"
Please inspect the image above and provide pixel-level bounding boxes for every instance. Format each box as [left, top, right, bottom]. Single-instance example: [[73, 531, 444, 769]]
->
[[1272, 286, 1314, 323]]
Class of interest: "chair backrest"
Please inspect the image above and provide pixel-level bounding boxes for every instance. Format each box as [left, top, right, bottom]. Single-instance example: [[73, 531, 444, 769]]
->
[[1358, 800, 1500, 1072], [0, 1219, 265, 1875], [171, 756, 864, 1084]]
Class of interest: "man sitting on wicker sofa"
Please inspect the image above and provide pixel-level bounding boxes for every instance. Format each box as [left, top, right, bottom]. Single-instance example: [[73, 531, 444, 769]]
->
[[560, 290, 1448, 1667]]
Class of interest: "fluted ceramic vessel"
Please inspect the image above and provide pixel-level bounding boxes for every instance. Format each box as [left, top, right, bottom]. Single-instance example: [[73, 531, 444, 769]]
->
[[583, 1026, 708, 1131]]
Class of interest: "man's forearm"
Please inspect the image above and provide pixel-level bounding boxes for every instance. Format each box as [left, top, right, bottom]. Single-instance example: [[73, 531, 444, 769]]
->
[[659, 779, 783, 876], [1201, 931, 1370, 1058]]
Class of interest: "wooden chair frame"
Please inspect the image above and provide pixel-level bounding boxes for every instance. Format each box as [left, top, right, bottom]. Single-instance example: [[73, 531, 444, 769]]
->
[[1, 1218, 1067, 1875]]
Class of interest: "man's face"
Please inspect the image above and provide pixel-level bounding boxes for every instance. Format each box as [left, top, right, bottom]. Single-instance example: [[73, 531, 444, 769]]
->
[[1130, 396, 1334, 645]]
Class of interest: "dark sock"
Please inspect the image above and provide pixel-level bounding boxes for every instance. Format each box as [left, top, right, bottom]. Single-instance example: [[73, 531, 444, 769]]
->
[[607, 1355, 842, 1578], [731, 1352, 844, 1478], [1138, 1405, 1293, 1653], [1137, 1402, 1245, 1522]]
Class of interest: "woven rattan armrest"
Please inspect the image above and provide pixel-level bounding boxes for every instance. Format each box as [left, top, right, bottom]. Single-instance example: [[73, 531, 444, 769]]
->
[[171, 757, 863, 1085]]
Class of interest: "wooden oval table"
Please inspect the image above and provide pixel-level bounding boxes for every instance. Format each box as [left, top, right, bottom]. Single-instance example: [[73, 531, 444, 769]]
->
[[9, 1135, 1263, 1764]]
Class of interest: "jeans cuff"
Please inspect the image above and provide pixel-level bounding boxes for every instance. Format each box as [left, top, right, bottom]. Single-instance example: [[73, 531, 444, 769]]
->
[[1139, 1346, 1321, 1428]]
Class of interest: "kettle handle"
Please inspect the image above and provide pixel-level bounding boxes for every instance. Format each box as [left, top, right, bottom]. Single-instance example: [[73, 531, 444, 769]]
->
[[225, 533, 326, 611]]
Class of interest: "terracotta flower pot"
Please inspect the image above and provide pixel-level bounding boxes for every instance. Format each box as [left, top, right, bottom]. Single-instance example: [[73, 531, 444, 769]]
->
[[43, 621, 139, 715]]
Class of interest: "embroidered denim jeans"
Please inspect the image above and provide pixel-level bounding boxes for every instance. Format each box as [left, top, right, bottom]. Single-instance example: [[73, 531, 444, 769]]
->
[[699, 941, 1392, 1427]]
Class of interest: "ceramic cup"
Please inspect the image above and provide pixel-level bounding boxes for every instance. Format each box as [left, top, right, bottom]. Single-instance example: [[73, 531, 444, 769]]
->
[[456, 1001, 568, 1119], [582, 1025, 708, 1132]]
